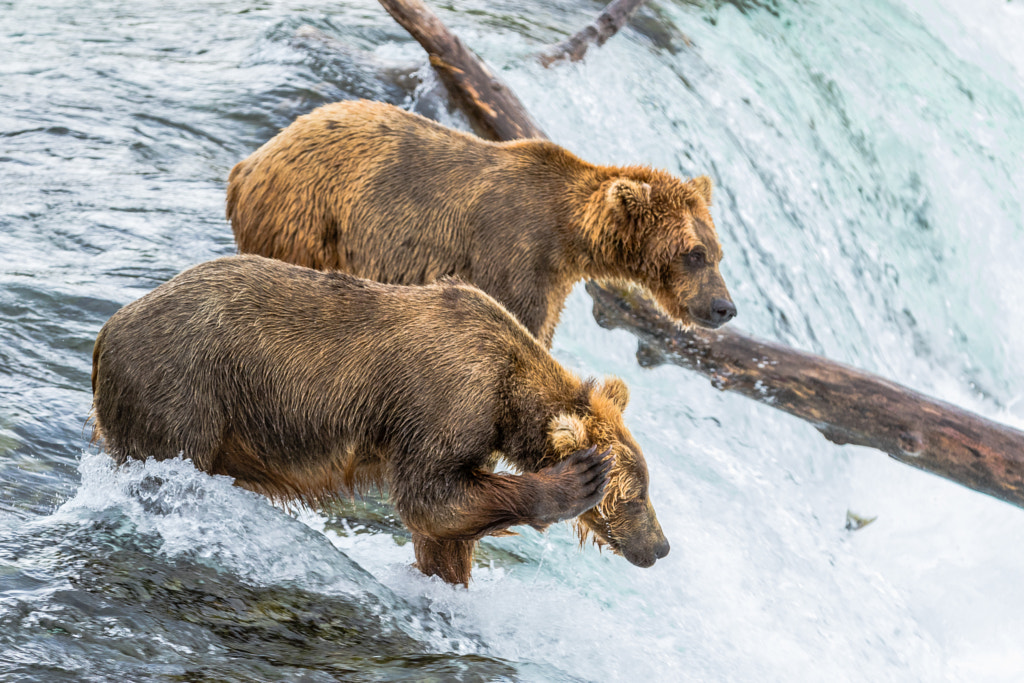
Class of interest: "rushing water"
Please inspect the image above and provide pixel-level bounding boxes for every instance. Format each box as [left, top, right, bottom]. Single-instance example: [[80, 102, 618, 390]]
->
[[2, 0, 1024, 680]]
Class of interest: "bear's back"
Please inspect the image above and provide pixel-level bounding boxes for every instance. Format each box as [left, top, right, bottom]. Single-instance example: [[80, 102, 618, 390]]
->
[[93, 255, 557, 466]]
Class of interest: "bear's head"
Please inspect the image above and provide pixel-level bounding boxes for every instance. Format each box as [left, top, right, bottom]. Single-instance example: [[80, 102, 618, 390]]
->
[[548, 377, 669, 568], [589, 169, 736, 329]]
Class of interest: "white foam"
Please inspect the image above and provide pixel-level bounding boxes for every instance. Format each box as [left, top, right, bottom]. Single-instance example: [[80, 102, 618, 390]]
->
[[57, 453, 373, 596]]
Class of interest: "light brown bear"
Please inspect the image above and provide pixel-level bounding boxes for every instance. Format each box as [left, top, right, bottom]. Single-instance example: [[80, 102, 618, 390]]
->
[[91, 255, 669, 585], [226, 99, 735, 347]]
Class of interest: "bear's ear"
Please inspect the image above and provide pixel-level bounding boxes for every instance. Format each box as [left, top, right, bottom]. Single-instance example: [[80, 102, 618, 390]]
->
[[607, 178, 652, 221], [690, 175, 713, 205], [599, 376, 630, 411], [548, 413, 587, 455]]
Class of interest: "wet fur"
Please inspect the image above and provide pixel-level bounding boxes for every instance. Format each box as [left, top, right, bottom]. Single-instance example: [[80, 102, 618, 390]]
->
[[227, 100, 733, 347], [91, 255, 665, 584]]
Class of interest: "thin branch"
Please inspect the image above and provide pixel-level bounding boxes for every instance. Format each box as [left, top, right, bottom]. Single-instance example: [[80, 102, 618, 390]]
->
[[540, 0, 648, 67]]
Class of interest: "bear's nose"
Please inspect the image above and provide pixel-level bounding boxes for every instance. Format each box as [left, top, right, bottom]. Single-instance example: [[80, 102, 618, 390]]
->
[[710, 298, 736, 325], [654, 537, 670, 560]]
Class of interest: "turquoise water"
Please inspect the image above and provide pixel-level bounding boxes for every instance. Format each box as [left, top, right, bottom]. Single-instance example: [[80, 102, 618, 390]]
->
[[2, 0, 1023, 680]]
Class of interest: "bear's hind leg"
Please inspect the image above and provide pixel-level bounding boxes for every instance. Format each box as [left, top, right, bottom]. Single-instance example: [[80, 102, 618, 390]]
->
[[412, 533, 475, 586]]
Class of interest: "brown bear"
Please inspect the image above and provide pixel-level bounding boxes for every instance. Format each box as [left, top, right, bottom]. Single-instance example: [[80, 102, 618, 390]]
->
[[91, 255, 669, 585], [226, 99, 735, 348]]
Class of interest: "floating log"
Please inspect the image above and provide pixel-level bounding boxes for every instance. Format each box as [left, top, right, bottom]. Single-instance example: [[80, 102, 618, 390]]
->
[[374, 0, 1024, 509], [540, 0, 648, 67]]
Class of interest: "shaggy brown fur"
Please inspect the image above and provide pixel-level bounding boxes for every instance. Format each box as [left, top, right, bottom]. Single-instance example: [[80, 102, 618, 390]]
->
[[226, 99, 735, 347], [91, 255, 668, 584]]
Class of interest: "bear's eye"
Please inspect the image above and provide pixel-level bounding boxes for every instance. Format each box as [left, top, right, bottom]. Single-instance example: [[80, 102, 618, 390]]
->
[[686, 250, 707, 267]]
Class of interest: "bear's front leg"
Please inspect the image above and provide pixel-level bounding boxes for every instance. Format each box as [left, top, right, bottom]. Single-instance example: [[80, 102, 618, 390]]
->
[[406, 446, 611, 584], [523, 445, 613, 528]]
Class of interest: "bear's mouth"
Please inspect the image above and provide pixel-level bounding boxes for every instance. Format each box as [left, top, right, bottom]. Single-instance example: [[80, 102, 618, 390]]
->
[[686, 307, 726, 330], [585, 510, 665, 569], [588, 511, 625, 556], [665, 301, 715, 331], [602, 527, 658, 568], [620, 546, 658, 568]]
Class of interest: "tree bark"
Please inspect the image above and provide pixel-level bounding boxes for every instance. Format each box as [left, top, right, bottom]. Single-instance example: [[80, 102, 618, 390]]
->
[[378, 0, 544, 141], [587, 283, 1024, 508], [374, 0, 1024, 510], [540, 0, 648, 66]]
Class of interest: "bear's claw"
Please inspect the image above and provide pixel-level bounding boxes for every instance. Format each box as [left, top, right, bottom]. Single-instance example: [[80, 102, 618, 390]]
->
[[532, 445, 613, 524]]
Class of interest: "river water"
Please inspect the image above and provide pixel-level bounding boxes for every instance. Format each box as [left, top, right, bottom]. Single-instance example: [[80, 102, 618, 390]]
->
[[2, 0, 1023, 680]]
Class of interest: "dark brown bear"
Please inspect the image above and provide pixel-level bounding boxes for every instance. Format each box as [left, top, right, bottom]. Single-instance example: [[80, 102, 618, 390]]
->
[[91, 255, 669, 585], [226, 99, 735, 347]]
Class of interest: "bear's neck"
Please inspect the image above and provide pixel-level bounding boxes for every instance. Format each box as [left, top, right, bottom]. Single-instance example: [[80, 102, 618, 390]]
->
[[563, 166, 649, 282], [509, 142, 647, 286], [497, 350, 591, 472]]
